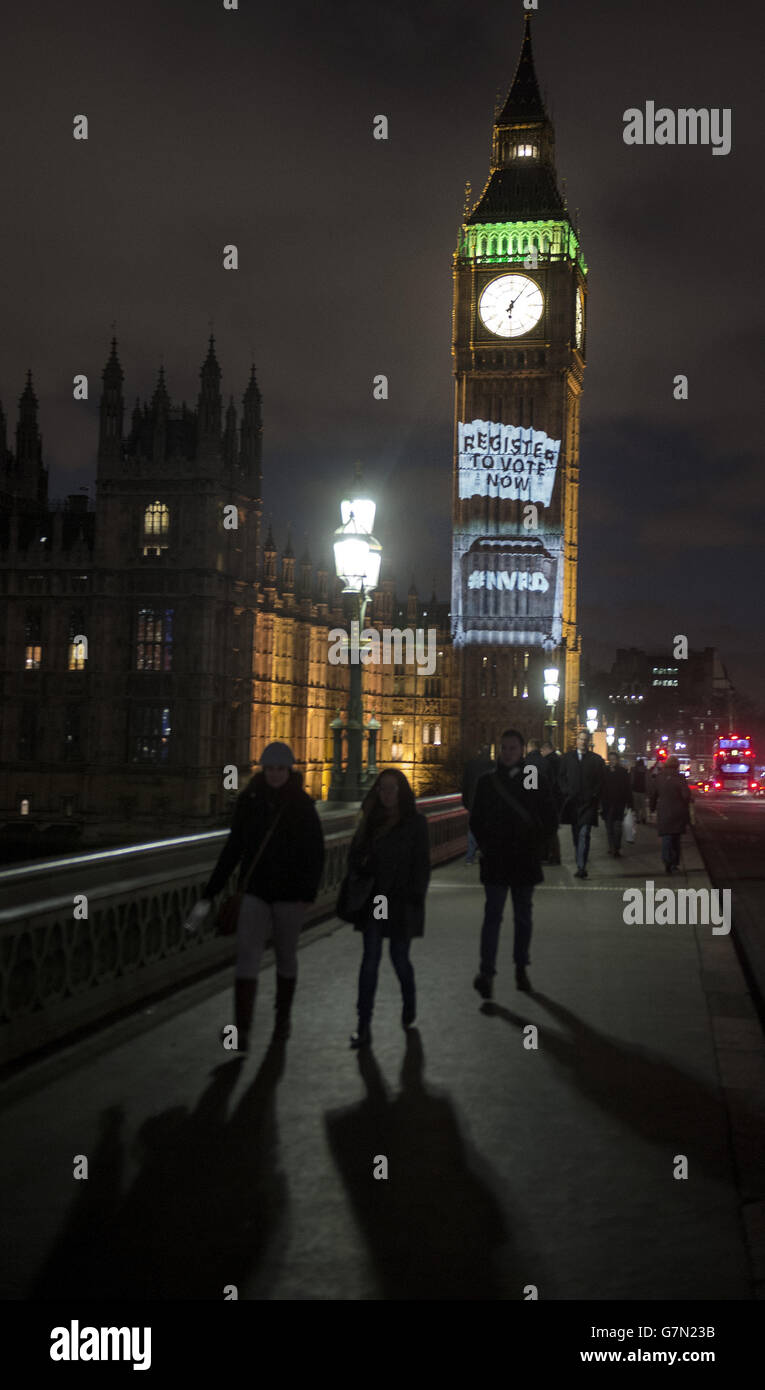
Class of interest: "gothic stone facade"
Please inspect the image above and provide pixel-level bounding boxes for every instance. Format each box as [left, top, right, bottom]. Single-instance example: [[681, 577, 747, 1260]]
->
[[0, 342, 459, 849]]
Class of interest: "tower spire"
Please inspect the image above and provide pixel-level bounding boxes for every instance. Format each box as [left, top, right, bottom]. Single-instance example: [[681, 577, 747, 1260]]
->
[[98, 336, 124, 465], [466, 14, 563, 223], [496, 12, 548, 125]]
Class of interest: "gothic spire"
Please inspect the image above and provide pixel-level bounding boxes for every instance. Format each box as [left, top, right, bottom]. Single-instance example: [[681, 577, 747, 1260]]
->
[[197, 335, 222, 447], [496, 14, 548, 125]]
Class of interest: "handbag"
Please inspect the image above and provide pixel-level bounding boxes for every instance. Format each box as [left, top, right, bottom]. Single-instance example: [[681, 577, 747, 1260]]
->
[[215, 810, 283, 936], [336, 849, 375, 924], [623, 807, 636, 844]]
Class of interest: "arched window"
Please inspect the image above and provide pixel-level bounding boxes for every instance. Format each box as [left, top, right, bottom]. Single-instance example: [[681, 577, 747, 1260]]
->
[[144, 501, 169, 535], [143, 501, 170, 556]]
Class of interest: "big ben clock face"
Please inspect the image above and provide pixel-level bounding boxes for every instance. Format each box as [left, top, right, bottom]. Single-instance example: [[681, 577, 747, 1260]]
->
[[478, 274, 544, 338], [575, 287, 584, 348]]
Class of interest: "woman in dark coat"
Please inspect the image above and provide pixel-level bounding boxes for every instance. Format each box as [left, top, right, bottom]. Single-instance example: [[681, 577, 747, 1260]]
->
[[649, 756, 692, 873], [343, 768, 430, 1049], [184, 742, 325, 1052]]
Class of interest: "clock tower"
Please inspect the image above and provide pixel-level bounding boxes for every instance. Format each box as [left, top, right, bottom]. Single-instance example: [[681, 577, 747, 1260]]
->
[[451, 14, 586, 752]]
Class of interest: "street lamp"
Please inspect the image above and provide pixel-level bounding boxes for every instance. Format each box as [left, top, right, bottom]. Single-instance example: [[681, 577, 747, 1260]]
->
[[617, 736, 627, 754], [328, 478, 382, 802], [606, 726, 616, 747], [543, 666, 560, 743], [586, 707, 598, 735]]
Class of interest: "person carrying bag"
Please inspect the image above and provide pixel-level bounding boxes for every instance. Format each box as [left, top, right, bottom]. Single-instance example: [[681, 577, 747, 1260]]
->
[[341, 768, 430, 1049], [184, 742, 324, 1053]]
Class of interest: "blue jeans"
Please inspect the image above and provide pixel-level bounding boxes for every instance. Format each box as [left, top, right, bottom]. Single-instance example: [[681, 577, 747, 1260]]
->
[[357, 921, 415, 1023], [571, 822, 592, 870], [661, 833, 681, 867], [480, 882, 534, 974], [466, 828, 478, 862]]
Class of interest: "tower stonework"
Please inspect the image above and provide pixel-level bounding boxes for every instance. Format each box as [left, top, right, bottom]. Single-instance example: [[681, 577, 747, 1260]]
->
[[451, 16, 586, 753]]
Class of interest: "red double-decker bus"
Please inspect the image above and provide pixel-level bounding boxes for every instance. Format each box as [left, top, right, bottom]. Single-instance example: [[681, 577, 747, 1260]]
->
[[712, 734, 757, 792]]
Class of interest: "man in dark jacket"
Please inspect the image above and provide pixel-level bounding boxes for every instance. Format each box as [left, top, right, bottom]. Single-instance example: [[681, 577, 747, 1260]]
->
[[185, 742, 325, 1050], [461, 745, 493, 864], [470, 728, 558, 996], [600, 751, 634, 857], [649, 756, 692, 873], [558, 730, 606, 878]]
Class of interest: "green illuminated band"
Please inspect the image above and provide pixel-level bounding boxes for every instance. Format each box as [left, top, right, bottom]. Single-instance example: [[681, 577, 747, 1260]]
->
[[458, 219, 587, 276]]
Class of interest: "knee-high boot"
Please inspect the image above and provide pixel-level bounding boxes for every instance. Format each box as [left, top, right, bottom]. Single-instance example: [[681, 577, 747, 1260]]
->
[[233, 977, 258, 1053], [273, 973, 297, 1041]]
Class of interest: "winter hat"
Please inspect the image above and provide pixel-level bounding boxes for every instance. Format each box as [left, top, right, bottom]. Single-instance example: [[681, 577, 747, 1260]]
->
[[260, 741, 295, 768]]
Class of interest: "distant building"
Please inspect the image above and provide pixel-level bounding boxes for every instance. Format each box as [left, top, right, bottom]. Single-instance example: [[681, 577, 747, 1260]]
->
[[0, 341, 459, 852], [586, 646, 736, 770]]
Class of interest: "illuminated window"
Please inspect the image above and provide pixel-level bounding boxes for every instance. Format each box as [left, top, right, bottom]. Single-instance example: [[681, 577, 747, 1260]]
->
[[143, 500, 170, 556], [144, 500, 169, 535], [422, 724, 430, 745], [68, 611, 87, 669], [513, 143, 538, 159], [136, 608, 174, 671], [24, 610, 42, 669], [131, 706, 172, 763], [523, 651, 529, 671], [434, 724, 442, 747], [391, 719, 404, 761], [522, 683, 528, 699], [512, 682, 518, 698]]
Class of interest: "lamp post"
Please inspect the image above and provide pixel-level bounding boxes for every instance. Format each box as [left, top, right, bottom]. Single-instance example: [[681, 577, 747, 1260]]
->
[[543, 667, 560, 744], [586, 707, 598, 735], [606, 726, 616, 748], [328, 480, 382, 802]]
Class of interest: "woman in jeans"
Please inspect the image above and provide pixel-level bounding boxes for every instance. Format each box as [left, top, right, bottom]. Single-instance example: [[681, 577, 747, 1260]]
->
[[185, 742, 324, 1052], [345, 769, 430, 1049]]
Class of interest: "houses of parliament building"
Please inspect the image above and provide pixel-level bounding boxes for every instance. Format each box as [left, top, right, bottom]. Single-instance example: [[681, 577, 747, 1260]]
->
[[0, 340, 460, 850]]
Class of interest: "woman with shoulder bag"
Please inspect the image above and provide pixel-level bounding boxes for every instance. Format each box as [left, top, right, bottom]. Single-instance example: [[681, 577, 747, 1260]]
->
[[184, 743, 324, 1053], [340, 768, 430, 1049]]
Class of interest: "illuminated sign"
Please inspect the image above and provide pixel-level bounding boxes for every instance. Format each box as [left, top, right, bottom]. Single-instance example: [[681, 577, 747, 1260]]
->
[[467, 569, 549, 592], [452, 418, 564, 648], [458, 420, 561, 504]]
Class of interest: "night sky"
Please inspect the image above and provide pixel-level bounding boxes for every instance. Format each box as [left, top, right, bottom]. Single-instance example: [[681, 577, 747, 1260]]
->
[[2, 0, 763, 695]]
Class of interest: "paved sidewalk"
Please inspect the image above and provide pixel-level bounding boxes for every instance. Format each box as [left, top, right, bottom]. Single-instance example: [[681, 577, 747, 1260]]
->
[[1, 817, 763, 1300]]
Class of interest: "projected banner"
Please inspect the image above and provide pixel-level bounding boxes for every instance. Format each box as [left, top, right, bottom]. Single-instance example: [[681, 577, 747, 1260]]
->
[[451, 418, 565, 648], [458, 420, 561, 505]]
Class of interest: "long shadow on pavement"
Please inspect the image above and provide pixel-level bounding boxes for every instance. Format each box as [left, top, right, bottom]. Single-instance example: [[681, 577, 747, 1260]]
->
[[29, 1043, 289, 1299], [485, 993, 741, 1179], [325, 1028, 536, 1299]]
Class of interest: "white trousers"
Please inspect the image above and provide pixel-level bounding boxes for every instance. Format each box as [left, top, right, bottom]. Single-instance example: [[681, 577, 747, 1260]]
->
[[236, 894, 305, 980]]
